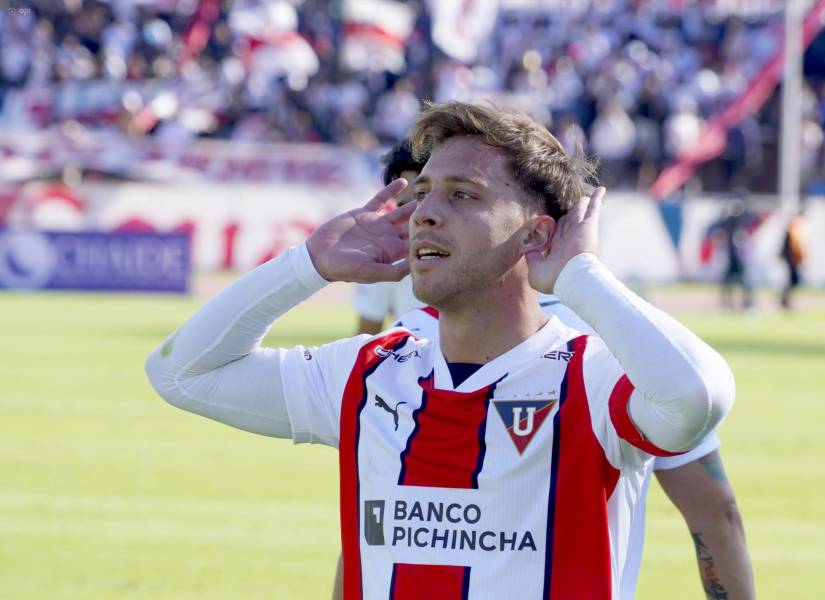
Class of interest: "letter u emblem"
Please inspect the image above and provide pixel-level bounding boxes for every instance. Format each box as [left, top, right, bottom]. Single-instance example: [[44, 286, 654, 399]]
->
[[512, 406, 536, 437]]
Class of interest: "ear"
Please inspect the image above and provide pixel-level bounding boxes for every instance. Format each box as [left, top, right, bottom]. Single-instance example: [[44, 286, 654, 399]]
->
[[520, 215, 555, 256]]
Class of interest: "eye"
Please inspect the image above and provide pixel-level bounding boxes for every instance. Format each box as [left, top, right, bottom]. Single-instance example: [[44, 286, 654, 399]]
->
[[452, 190, 472, 200], [413, 189, 428, 202]]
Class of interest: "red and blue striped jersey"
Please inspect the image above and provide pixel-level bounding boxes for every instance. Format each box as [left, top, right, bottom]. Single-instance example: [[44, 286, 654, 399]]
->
[[281, 316, 675, 599]]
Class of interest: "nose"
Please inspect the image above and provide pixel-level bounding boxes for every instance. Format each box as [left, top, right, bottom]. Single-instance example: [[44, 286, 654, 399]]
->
[[412, 190, 444, 229]]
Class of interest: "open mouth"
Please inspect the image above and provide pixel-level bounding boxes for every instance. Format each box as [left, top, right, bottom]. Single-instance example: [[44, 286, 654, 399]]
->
[[416, 247, 451, 261]]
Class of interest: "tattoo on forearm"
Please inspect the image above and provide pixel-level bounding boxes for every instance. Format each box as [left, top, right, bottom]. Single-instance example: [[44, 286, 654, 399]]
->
[[691, 532, 729, 600], [699, 452, 728, 482]]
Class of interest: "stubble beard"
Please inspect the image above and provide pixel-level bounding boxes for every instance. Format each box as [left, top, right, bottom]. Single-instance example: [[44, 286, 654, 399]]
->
[[412, 253, 514, 313], [411, 269, 469, 312]]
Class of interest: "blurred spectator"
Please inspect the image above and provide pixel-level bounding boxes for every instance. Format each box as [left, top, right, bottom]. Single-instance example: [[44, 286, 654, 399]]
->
[[1, 0, 823, 193], [710, 196, 758, 311], [589, 94, 637, 187], [372, 77, 420, 143], [801, 83, 825, 189], [780, 210, 808, 310], [556, 114, 587, 156], [664, 97, 704, 160]]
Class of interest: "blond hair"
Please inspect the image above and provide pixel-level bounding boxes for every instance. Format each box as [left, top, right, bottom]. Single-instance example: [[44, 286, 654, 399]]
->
[[409, 101, 596, 219]]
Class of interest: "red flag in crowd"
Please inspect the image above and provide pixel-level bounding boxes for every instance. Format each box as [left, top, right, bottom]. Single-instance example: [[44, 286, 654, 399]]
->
[[650, 0, 825, 200], [180, 0, 222, 65]]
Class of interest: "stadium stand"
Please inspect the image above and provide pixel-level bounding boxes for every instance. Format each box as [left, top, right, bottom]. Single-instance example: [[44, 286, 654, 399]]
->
[[2, 0, 824, 193]]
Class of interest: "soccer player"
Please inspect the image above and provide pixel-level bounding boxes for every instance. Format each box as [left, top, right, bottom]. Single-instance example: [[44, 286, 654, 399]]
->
[[337, 145, 754, 599], [146, 102, 735, 599], [353, 141, 425, 335]]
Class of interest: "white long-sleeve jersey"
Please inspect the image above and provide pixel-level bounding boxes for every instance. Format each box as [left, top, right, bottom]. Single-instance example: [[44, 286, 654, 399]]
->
[[393, 304, 721, 600], [145, 244, 734, 600]]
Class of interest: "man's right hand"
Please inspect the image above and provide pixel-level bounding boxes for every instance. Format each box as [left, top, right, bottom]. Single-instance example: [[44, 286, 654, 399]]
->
[[307, 179, 416, 283]]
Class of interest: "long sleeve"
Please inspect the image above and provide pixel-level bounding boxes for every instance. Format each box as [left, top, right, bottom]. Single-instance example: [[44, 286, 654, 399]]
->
[[144, 244, 330, 439], [554, 253, 735, 453]]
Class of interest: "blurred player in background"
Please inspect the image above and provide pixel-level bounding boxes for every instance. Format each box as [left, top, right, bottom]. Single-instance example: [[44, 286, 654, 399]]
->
[[780, 209, 808, 310], [712, 197, 757, 311], [353, 141, 425, 335], [146, 102, 736, 599]]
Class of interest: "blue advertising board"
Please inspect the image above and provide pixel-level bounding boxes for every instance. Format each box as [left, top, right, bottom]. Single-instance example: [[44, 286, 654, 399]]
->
[[0, 230, 190, 293]]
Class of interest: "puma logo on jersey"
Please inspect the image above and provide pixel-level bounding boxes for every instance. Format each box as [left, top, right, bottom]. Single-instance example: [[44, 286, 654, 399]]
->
[[375, 395, 407, 431], [493, 400, 557, 455]]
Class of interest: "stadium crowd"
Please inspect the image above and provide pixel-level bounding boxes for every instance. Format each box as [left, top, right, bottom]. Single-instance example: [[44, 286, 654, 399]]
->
[[2, 0, 825, 193]]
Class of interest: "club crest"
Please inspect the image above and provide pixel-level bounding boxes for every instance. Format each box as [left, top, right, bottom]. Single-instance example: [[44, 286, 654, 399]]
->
[[492, 400, 557, 455]]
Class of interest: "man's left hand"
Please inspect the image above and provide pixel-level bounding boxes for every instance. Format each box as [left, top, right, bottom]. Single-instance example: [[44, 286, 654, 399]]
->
[[526, 187, 605, 293]]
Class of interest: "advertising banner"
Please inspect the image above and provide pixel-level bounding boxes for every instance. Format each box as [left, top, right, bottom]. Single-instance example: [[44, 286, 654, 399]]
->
[[0, 230, 190, 293], [0, 130, 376, 188]]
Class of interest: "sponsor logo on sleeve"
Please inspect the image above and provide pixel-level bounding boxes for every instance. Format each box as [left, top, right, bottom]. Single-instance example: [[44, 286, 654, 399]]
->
[[373, 345, 420, 363], [541, 350, 574, 362]]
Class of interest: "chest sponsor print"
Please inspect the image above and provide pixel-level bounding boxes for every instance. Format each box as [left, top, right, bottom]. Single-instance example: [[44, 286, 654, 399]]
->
[[363, 497, 538, 553], [492, 399, 557, 455]]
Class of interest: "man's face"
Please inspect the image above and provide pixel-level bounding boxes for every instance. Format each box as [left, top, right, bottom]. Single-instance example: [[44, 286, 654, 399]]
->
[[409, 136, 532, 310]]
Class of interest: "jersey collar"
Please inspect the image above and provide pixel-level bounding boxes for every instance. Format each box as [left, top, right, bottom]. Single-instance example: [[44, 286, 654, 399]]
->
[[432, 317, 573, 393]]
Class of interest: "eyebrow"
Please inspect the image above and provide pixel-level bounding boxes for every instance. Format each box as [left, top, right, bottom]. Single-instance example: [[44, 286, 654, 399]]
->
[[413, 175, 487, 188]]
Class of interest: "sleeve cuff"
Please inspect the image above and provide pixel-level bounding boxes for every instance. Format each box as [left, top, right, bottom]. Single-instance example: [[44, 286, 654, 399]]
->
[[289, 243, 330, 293], [608, 374, 683, 458], [653, 432, 721, 470]]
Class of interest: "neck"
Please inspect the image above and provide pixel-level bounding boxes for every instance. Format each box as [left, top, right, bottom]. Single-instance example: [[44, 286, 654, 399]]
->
[[437, 281, 547, 364]]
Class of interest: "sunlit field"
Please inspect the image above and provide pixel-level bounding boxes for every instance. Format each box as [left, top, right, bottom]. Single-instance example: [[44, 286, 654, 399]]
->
[[1, 289, 823, 599]]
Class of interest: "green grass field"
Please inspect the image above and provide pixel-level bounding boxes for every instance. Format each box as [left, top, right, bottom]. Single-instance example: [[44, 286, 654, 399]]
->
[[1, 290, 823, 599]]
